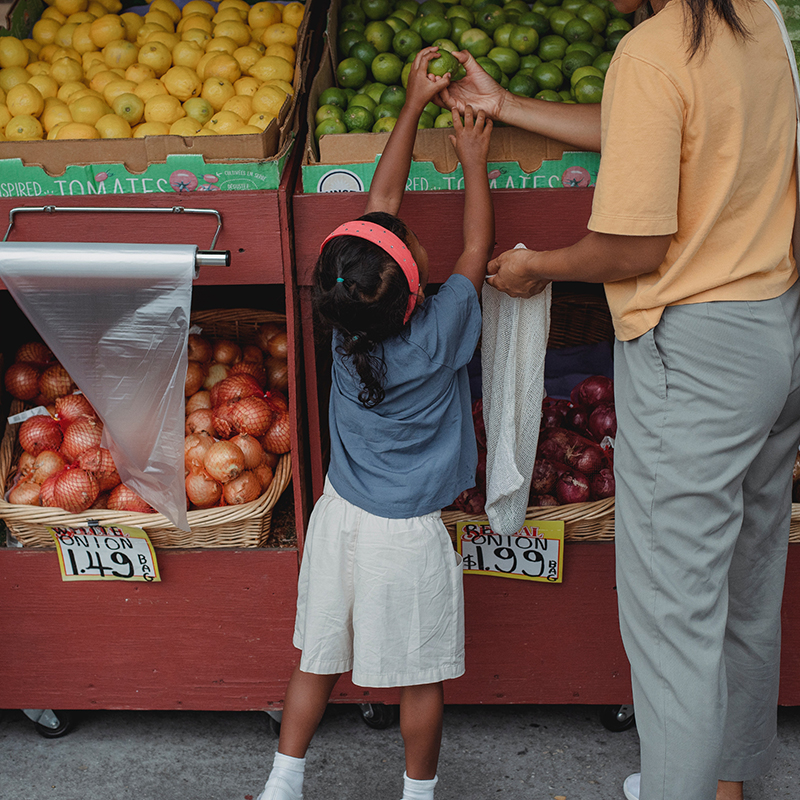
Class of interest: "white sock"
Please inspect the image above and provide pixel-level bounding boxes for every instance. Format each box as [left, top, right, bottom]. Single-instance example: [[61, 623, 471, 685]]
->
[[263, 751, 306, 797], [402, 772, 438, 800]]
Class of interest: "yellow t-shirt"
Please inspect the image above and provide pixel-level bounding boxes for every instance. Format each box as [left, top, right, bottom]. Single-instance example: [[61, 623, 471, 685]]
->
[[589, 0, 798, 341]]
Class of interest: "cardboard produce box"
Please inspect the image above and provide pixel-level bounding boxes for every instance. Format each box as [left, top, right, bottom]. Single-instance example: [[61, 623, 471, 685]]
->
[[299, 0, 600, 194], [0, 0, 315, 196]]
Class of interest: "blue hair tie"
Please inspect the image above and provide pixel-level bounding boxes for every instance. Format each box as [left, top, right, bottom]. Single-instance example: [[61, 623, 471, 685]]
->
[[336, 277, 344, 283], [352, 335, 359, 341]]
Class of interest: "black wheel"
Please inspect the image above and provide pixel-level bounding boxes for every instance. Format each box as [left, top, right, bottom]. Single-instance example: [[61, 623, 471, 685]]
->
[[358, 703, 397, 730], [34, 711, 74, 738], [599, 704, 635, 732]]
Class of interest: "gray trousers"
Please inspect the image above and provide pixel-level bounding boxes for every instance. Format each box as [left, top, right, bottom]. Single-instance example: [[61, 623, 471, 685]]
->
[[614, 280, 800, 800]]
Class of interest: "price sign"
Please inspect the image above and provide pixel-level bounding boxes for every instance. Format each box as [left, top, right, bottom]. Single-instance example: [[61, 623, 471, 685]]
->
[[48, 524, 161, 583], [456, 520, 564, 583]]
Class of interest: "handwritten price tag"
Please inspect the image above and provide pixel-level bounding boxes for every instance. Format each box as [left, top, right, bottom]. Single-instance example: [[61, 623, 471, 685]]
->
[[456, 520, 564, 583], [48, 524, 161, 583]]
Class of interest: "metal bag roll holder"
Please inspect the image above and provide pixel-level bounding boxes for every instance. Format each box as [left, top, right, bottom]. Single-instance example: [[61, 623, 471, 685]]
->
[[3, 205, 231, 275]]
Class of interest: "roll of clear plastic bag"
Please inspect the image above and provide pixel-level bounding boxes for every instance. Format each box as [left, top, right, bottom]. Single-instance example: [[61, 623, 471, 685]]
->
[[0, 242, 195, 531]]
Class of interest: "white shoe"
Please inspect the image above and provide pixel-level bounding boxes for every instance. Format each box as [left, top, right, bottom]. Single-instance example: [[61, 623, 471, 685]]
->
[[623, 772, 640, 800], [255, 775, 303, 800]]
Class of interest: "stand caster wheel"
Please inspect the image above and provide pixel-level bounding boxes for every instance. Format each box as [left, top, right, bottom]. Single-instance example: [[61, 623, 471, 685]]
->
[[600, 704, 635, 732], [358, 703, 397, 730], [265, 710, 282, 736], [24, 710, 74, 738]]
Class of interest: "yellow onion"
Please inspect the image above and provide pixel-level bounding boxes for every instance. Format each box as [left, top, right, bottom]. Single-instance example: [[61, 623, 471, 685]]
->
[[222, 470, 261, 505], [9, 479, 42, 505], [204, 439, 245, 483], [186, 469, 223, 508]]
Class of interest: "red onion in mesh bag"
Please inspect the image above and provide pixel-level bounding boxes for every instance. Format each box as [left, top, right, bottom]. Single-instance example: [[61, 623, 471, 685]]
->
[[590, 468, 616, 500], [555, 469, 591, 505], [529, 459, 559, 497], [570, 375, 614, 409], [588, 403, 617, 443]]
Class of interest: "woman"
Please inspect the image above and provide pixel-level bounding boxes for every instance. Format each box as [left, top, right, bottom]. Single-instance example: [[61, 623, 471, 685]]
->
[[438, 1, 799, 799]]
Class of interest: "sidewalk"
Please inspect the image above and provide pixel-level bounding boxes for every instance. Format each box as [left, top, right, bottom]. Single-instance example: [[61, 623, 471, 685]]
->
[[2, 703, 799, 800]]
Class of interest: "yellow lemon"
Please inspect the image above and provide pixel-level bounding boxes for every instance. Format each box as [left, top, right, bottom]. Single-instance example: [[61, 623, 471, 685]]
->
[[124, 62, 155, 83], [72, 22, 96, 54], [264, 42, 295, 66], [232, 123, 262, 134], [221, 92, 252, 119], [82, 50, 106, 70], [137, 41, 171, 76], [261, 23, 297, 49], [49, 56, 84, 84], [90, 14, 127, 49], [47, 121, 68, 139], [28, 73, 60, 99], [162, 64, 202, 100], [54, 22, 79, 49], [111, 91, 144, 123], [231, 46, 261, 75], [263, 77, 293, 96], [53, 0, 88, 18], [171, 40, 203, 70], [282, 2, 305, 29], [200, 76, 235, 110], [136, 22, 167, 48], [202, 52, 240, 82], [177, 14, 212, 35], [213, 20, 250, 47], [26, 60, 52, 77], [102, 77, 136, 103], [144, 91, 183, 123], [0, 104, 11, 129], [182, 0, 215, 19], [144, 9, 175, 32], [248, 1, 281, 29], [132, 120, 169, 136], [37, 43, 59, 63], [120, 12, 144, 42], [5, 114, 44, 140], [69, 86, 104, 101], [150, 0, 181, 25], [204, 108, 243, 133], [85, 61, 108, 80], [181, 28, 211, 47], [96, 0, 124, 13], [56, 80, 87, 101], [23, 39, 43, 58], [41, 7, 68, 24], [0, 67, 31, 93], [133, 76, 167, 101], [6, 82, 45, 117], [249, 35, 267, 53], [194, 50, 217, 79], [218, 0, 250, 14], [213, 8, 246, 25], [40, 99, 73, 130], [145, 30, 180, 50], [87, 1, 109, 17], [251, 82, 286, 116], [183, 95, 213, 124], [95, 112, 131, 137], [103, 39, 139, 69], [69, 93, 112, 124], [169, 115, 202, 135], [50, 46, 81, 63], [234, 75, 260, 96], [56, 120, 100, 138], [0, 37, 30, 69], [247, 111, 274, 130], [87, 68, 118, 93], [205, 36, 237, 55], [32, 18, 62, 47], [66, 11, 96, 24], [249, 54, 292, 84]]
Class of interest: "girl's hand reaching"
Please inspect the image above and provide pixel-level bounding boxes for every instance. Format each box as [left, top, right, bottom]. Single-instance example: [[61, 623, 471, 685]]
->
[[405, 46, 451, 115], [449, 105, 492, 168]]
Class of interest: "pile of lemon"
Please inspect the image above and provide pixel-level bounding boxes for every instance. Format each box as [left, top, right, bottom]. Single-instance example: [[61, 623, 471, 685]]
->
[[0, 0, 305, 141]]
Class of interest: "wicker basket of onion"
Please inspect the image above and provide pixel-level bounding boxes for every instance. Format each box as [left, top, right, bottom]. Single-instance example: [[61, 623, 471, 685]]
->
[[0, 309, 293, 548]]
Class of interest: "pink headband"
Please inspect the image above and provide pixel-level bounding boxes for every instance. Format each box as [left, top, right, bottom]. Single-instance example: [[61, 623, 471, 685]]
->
[[320, 220, 420, 324]]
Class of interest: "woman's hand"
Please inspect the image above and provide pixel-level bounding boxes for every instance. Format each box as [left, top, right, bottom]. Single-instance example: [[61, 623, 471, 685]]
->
[[405, 46, 451, 114], [486, 248, 550, 298], [435, 49, 507, 120]]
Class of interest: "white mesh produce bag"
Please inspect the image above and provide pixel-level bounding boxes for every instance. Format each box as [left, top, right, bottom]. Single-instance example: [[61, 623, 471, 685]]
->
[[481, 244, 551, 536]]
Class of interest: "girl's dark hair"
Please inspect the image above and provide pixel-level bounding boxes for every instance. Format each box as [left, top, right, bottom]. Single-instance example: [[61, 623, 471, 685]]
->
[[680, 0, 752, 58], [312, 211, 414, 408]]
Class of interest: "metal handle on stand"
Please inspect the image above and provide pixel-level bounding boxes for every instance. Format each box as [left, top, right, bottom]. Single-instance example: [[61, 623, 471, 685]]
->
[[3, 205, 231, 273]]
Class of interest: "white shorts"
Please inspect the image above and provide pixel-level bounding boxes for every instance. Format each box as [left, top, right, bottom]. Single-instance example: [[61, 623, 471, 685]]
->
[[293, 478, 465, 688]]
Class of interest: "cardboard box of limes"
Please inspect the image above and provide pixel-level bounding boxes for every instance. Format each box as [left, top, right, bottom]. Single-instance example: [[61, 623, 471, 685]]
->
[[299, 0, 630, 193], [0, 0, 315, 197]]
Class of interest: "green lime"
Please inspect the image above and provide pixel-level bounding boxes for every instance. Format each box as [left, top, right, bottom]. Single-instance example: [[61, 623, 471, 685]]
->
[[449, 17, 471, 43], [392, 28, 423, 58], [413, 14, 452, 44], [364, 20, 396, 53], [565, 40, 601, 59], [372, 116, 397, 132], [561, 0, 585, 11], [558, 88, 573, 101], [363, 81, 388, 103], [493, 22, 515, 47], [427, 49, 462, 77], [371, 51, 403, 84], [548, 8, 576, 36], [337, 57, 369, 89], [537, 33, 568, 61], [605, 17, 633, 35], [350, 40, 379, 66], [319, 86, 349, 109], [396, 0, 419, 12], [458, 27, 494, 57], [570, 63, 603, 87], [340, 4, 366, 24], [475, 55, 503, 83], [508, 24, 539, 54], [432, 37, 459, 52], [446, 5, 474, 23], [532, 60, 563, 90], [577, 3, 608, 33], [344, 105, 374, 131], [508, 70, 538, 96], [424, 100, 440, 116], [390, 8, 416, 25], [380, 84, 407, 107], [535, 88, 561, 101], [315, 103, 345, 125], [338, 30, 366, 57], [550, 58, 563, 71], [574, 73, 603, 103], [517, 10, 550, 36], [361, 0, 392, 21], [434, 109, 455, 127], [418, 110, 436, 128], [419, 0, 447, 15], [563, 17, 594, 42], [487, 45, 520, 74], [604, 28, 627, 50], [401, 61, 413, 87], [315, 117, 348, 140], [374, 101, 399, 119], [531, 0, 552, 13], [519, 53, 542, 70], [561, 48, 593, 78], [475, 3, 508, 34], [504, 0, 530, 15], [592, 50, 613, 74], [348, 92, 377, 111], [339, 20, 365, 35], [384, 16, 408, 34]]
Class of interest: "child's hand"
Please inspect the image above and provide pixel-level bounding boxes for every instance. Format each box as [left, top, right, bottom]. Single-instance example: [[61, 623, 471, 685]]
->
[[405, 46, 451, 114], [449, 105, 493, 167]]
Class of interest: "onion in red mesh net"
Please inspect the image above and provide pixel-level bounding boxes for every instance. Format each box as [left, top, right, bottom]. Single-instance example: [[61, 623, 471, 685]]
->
[[588, 403, 617, 442], [555, 469, 591, 505], [260, 410, 291, 454], [229, 360, 267, 388], [590, 467, 616, 500], [39, 364, 76, 403], [40, 472, 61, 506], [212, 400, 238, 439], [107, 484, 155, 513], [231, 396, 274, 437], [4, 362, 41, 401], [215, 374, 263, 406], [53, 466, 100, 513], [54, 393, 97, 427], [185, 469, 223, 509], [31, 449, 68, 485], [204, 440, 245, 483], [77, 446, 121, 492], [61, 417, 103, 462], [19, 414, 63, 456], [15, 341, 54, 366]]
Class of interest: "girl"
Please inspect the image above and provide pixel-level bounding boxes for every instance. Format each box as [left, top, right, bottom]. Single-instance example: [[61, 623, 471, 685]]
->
[[255, 47, 494, 800]]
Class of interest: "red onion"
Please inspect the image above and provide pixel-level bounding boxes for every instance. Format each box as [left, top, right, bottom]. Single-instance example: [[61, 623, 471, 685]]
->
[[588, 403, 617, 442], [472, 398, 486, 450], [590, 467, 615, 500], [529, 458, 559, 497], [18, 415, 63, 456], [529, 494, 559, 507], [38, 364, 76, 402], [61, 418, 103, 462], [453, 486, 486, 515], [5, 362, 41, 400], [541, 401, 566, 429], [570, 375, 614, 409], [260, 410, 291, 454], [53, 466, 100, 513], [564, 404, 591, 435], [204, 440, 245, 483], [538, 427, 606, 475], [555, 469, 591, 505], [186, 469, 223, 508]]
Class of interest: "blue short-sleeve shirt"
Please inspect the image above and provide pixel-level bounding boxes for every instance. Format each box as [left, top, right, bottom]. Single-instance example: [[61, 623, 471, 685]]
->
[[327, 273, 482, 518]]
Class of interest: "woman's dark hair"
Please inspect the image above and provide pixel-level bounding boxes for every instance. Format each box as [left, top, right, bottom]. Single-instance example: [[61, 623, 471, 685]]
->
[[312, 211, 414, 408], [683, 0, 752, 58]]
